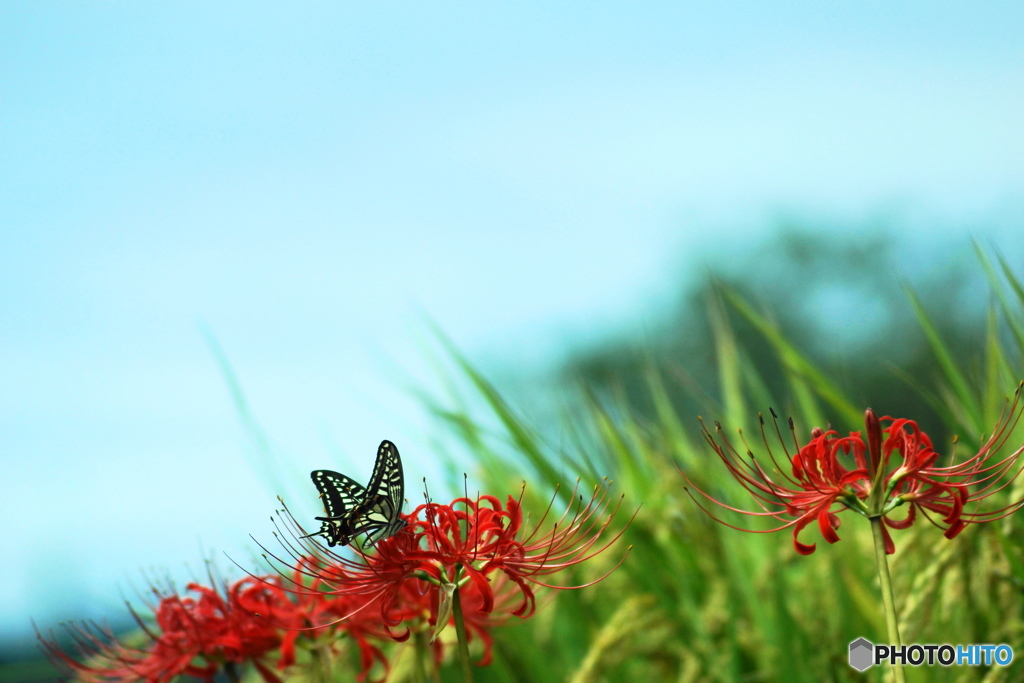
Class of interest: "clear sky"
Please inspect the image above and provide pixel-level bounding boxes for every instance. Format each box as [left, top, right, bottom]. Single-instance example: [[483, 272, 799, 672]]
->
[[2, 1, 1022, 645]]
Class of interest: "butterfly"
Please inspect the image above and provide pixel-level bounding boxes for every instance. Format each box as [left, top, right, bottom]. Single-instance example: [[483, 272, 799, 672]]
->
[[305, 440, 407, 547]]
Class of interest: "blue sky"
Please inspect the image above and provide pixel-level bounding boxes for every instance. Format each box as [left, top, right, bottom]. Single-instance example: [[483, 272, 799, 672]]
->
[[2, 1, 1023, 645]]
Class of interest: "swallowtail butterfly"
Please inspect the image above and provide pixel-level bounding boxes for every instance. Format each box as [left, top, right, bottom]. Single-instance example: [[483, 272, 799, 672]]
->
[[305, 440, 407, 547]]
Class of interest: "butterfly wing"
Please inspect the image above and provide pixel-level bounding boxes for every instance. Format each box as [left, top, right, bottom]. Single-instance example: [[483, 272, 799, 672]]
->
[[307, 470, 368, 546], [348, 440, 407, 544]]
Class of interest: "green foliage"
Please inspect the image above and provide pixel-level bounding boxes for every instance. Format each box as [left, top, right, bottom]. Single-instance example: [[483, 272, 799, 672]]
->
[[410, 242, 1024, 681]]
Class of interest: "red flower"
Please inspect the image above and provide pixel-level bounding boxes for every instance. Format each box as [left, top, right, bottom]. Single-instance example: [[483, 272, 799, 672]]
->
[[683, 387, 1024, 555], [683, 413, 871, 555], [282, 557, 393, 682], [38, 576, 300, 683], [273, 481, 631, 665], [880, 393, 1024, 543]]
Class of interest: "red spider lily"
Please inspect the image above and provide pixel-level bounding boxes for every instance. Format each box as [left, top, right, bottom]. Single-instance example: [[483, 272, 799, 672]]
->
[[683, 387, 1024, 555], [328, 570, 522, 672], [281, 558, 393, 683], [683, 412, 871, 555], [38, 575, 300, 683], [268, 480, 631, 664], [879, 393, 1024, 544]]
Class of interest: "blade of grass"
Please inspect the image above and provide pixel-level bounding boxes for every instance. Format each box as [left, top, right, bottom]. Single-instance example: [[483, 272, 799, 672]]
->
[[904, 285, 983, 432], [720, 284, 861, 426]]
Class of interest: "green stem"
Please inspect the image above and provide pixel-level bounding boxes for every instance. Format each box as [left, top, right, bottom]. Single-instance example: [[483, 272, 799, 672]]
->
[[452, 583, 475, 683], [223, 661, 240, 683], [309, 642, 334, 683], [871, 518, 906, 683], [413, 628, 430, 683]]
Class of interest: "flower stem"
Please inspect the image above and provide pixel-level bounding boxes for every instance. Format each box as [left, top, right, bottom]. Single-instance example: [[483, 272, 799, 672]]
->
[[413, 629, 430, 683], [452, 583, 474, 683], [870, 517, 906, 683], [309, 643, 334, 683]]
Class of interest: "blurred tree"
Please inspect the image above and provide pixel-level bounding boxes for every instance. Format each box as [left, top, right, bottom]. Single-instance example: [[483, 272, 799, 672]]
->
[[559, 225, 985, 445]]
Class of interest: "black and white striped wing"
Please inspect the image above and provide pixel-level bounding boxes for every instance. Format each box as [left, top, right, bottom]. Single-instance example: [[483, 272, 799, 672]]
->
[[307, 470, 368, 547], [349, 440, 407, 544]]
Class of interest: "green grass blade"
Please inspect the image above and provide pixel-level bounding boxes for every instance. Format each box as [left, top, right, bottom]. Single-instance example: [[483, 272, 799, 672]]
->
[[720, 284, 861, 426], [904, 284, 983, 431]]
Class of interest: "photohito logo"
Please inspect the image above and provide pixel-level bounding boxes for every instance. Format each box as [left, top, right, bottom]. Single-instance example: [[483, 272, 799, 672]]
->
[[849, 638, 1013, 670]]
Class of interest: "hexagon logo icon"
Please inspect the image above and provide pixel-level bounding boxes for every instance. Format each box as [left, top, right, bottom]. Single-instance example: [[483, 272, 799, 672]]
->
[[849, 637, 874, 671]]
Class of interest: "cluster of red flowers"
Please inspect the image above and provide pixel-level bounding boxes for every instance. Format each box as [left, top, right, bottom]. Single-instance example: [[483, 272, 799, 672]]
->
[[683, 387, 1024, 555], [38, 576, 298, 683], [40, 482, 629, 682], [272, 481, 631, 672]]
